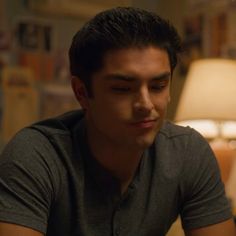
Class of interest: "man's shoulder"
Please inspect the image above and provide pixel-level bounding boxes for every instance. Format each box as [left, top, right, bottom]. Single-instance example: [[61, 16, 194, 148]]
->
[[31, 109, 85, 135], [0, 110, 86, 170], [156, 120, 208, 152], [159, 120, 194, 139], [1, 110, 85, 157]]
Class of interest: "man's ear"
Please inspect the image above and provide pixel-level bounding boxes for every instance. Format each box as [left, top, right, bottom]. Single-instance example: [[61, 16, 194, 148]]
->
[[71, 76, 89, 109]]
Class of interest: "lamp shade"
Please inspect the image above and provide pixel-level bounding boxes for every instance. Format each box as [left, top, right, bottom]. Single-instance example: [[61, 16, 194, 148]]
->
[[175, 59, 236, 188], [175, 59, 236, 139], [175, 59, 236, 122]]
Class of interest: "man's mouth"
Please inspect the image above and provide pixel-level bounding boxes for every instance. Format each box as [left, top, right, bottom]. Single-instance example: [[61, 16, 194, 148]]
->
[[130, 119, 157, 129]]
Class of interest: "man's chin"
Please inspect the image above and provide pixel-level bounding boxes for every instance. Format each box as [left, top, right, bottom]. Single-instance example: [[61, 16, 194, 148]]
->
[[134, 126, 160, 148], [134, 136, 156, 149]]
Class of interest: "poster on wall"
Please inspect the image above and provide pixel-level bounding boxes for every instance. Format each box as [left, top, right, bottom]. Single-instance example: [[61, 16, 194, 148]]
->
[[179, 14, 204, 75], [183, 1, 234, 61], [16, 21, 52, 52], [0, 31, 11, 51], [220, 9, 236, 59], [0, 31, 11, 69], [208, 12, 227, 57], [16, 20, 54, 81]]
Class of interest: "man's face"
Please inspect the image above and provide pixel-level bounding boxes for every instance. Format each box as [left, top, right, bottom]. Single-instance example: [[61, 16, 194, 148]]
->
[[83, 46, 171, 149]]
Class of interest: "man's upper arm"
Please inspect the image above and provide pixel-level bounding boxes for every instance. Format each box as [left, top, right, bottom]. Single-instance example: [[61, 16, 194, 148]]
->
[[0, 222, 44, 236], [0, 128, 60, 234], [185, 218, 236, 236], [180, 130, 233, 230]]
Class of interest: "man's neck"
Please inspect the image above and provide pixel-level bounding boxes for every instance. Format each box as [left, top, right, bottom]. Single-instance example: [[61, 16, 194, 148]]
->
[[86, 126, 144, 193]]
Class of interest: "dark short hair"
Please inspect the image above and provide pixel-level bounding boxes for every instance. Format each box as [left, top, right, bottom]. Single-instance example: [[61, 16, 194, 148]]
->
[[69, 7, 182, 95]]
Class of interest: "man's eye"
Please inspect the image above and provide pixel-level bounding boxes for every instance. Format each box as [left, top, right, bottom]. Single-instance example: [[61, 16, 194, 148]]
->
[[111, 87, 130, 92], [150, 83, 167, 92]]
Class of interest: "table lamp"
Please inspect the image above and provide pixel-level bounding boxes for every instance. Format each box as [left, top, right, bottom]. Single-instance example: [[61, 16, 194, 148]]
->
[[175, 58, 236, 184]]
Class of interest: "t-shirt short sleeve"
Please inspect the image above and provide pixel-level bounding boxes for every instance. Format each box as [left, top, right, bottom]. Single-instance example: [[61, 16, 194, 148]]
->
[[180, 130, 232, 230], [0, 128, 61, 234]]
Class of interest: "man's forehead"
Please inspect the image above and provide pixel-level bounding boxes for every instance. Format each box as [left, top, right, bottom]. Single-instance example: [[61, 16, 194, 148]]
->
[[101, 46, 169, 65]]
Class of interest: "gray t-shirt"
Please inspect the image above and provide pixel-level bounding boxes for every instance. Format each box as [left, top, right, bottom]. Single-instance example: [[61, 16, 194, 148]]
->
[[0, 110, 232, 236]]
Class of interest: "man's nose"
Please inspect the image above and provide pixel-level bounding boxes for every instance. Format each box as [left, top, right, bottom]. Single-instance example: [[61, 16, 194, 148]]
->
[[133, 87, 154, 115]]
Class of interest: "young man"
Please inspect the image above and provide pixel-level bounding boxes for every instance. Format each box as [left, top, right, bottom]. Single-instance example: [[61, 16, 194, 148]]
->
[[0, 7, 235, 236]]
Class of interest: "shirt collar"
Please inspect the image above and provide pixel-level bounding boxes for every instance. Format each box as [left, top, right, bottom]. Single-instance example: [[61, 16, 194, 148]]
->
[[73, 116, 146, 198]]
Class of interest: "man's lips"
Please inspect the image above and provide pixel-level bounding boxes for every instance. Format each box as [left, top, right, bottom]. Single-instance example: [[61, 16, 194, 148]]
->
[[130, 119, 157, 128]]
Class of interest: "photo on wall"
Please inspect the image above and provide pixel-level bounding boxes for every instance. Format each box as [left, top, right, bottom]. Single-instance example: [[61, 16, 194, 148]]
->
[[16, 21, 52, 52], [15, 20, 54, 82]]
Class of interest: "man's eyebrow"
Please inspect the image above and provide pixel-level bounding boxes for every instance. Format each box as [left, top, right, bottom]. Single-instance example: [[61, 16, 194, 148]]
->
[[104, 74, 135, 81], [151, 72, 171, 81], [104, 71, 171, 81]]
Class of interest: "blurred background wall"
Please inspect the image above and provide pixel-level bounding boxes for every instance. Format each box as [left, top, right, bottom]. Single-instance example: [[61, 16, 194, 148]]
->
[[0, 0, 188, 145], [1, 0, 236, 156], [1, 0, 236, 144]]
